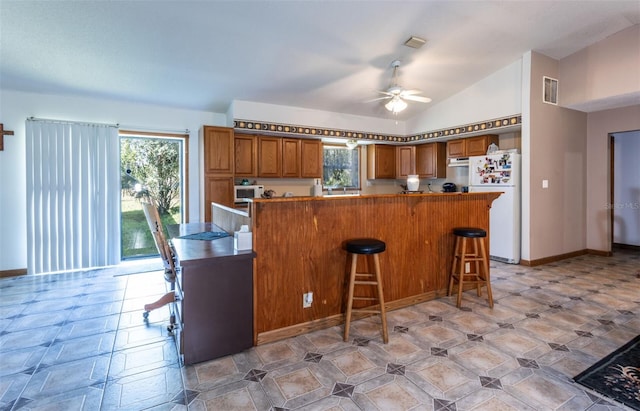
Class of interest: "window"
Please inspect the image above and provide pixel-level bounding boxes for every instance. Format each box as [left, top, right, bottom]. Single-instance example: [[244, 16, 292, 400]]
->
[[323, 145, 360, 189]]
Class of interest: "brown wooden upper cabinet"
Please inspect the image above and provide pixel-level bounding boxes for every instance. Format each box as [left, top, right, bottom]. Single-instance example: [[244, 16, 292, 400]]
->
[[416, 142, 446, 179], [447, 135, 498, 158], [282, 138, 301, 178], [446, 139, 466, 158], [202, 125, 235, 220], [203, 126, 234, 174], [234, 134, 257, 177], [367, 144, 396, 179], [258, 136, 282, 177], [396, 143, 446, 179], [396, 146, 415, 179], [254, 136, 323, 178], [300, 139, 323, 178]]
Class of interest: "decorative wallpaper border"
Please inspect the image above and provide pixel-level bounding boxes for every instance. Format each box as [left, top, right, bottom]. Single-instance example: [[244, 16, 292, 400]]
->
[[233, 114, 521, 144]]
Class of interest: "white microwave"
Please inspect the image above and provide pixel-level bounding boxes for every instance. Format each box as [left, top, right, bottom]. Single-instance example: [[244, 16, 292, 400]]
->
[[234, 185, 264, 203]]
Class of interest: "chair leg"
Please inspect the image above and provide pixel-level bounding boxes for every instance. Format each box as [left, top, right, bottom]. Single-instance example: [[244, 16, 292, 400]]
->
[[373, 254, 388, 344], [343, 253, 358, 342]]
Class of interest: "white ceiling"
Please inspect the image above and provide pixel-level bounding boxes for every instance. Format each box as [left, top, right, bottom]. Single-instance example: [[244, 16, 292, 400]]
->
[[1, 1, 639, 121]]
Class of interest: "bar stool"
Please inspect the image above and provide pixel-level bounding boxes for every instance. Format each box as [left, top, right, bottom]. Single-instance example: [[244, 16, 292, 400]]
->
[[343, 238, 389, 344], [447, 227, 494, 308]]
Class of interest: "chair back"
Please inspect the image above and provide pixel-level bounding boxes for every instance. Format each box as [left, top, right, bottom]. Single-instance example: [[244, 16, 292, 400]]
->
[[142, 202, 176, 281]]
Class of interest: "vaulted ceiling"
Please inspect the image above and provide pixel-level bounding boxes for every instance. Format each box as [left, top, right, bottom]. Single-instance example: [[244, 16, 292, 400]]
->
[[1, 1, 638, 120]]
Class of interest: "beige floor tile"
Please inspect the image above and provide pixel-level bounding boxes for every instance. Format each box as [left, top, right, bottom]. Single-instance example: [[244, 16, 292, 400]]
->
[[1, 250, 638, 410]]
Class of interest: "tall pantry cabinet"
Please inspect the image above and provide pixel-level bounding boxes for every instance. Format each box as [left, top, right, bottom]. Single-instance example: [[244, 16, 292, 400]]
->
[[201, 126, 234, 222]]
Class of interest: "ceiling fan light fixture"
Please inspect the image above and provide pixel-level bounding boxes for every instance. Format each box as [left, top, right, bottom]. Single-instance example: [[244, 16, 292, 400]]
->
[[345, 139, 358, 150], [385, 97, 407, 113]]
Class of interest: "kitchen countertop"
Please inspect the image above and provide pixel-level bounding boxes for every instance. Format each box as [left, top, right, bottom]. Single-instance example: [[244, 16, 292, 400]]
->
[[250, 191, 502, 202], [168, 222, 254, 264]]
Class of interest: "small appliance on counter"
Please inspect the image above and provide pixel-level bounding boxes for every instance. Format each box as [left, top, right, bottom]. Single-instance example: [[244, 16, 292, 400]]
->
[[312, 179, 323, 197], [234, 184, 264, 204], [442, 182, 457, 192], [261, 189, 276, 199]]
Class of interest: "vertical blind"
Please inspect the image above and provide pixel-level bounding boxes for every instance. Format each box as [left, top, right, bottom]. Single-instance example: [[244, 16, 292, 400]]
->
[[26, 119, 120, 274]]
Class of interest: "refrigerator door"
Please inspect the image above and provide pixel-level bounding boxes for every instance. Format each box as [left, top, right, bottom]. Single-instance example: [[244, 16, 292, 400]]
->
[[469, 153, 519, 187], [468, 186, 520, 264]]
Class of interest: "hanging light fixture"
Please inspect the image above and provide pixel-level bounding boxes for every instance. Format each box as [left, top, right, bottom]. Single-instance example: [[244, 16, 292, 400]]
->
[[385, 96, 408, 114], [345, 139, 358, 150]]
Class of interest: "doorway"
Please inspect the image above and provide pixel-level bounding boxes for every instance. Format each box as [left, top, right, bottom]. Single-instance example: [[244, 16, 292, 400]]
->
[[120, 131, 188, 259], [610, 130, 640, 250]]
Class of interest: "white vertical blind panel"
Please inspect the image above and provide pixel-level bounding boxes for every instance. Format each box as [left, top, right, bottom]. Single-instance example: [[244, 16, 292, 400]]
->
[[26, 119, 120, 275]]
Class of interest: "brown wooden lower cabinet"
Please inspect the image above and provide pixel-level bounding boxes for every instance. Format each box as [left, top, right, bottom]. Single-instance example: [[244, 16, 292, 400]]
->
[[204, 176, 233, 222], [249, 192, 500, 344]]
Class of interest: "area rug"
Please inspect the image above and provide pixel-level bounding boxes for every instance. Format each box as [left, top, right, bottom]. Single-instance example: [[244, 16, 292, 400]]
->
[[574, 335, 640, 410]]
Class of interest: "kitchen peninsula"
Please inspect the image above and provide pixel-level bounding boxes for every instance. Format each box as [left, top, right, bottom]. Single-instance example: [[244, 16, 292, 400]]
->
[[246, 192, 500, 345]]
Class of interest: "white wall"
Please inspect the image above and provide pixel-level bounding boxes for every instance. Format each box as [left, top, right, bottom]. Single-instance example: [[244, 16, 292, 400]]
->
[[527, 52, 588, 261], [231, 100, 406, 136], [0, 89, 225, 271], [406, 59, 523, 134], [613, 131, 640, 246], [559, 25, 640, 110]]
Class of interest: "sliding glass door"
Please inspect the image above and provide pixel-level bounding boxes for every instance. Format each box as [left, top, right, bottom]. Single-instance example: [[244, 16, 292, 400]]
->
[[120, 132, 187, 259]]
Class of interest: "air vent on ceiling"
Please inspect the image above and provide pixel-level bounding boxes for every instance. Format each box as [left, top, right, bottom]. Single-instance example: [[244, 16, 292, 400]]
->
[[543, 76, 558, 105], [404, 36, 426, 49]]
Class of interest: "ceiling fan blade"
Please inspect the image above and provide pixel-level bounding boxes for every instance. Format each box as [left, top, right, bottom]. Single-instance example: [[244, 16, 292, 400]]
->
[[401, 89, 423, 96], [403, 95, 432, 103], [365, 96, 392, 103], [375, 90, 394, 97]]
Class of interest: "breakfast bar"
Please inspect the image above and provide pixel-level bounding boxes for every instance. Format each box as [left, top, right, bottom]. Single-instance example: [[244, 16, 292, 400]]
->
[[246, 192, 501, 345]]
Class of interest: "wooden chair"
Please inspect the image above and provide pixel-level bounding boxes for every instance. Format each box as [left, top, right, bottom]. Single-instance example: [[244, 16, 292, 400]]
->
[[141, 202, 177, 331]]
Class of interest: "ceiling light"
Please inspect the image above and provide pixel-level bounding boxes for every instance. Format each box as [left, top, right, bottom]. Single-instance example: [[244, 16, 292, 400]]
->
[[404, 36, 426, 49], [385, 97, 407, 114], [345, 139, 358, 150]]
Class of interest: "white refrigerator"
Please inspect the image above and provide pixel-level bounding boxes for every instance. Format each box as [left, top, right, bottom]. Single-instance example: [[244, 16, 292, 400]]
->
[[468, 152, 521, 264]]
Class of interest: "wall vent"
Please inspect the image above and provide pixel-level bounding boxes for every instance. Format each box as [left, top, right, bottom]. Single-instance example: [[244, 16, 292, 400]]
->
[[543, 76, 558, 105]]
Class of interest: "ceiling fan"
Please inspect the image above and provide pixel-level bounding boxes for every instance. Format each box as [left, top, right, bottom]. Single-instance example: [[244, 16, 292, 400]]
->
[[371, 60, 432, 114]]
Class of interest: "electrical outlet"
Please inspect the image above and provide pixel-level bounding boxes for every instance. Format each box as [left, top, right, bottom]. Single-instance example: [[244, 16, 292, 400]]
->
[[303, 292, 313, 308], [465, 262, 471, 273]]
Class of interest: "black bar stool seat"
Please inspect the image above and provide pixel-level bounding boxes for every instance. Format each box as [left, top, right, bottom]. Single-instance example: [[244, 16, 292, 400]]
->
[[447, 227, 494, 308], [453, 227, 486, 238], [345, 238, 386, 254], [343, 238, 388, 344]]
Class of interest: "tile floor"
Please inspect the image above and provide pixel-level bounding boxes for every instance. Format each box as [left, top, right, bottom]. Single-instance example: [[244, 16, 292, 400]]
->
[[1, 250, 639, 411]]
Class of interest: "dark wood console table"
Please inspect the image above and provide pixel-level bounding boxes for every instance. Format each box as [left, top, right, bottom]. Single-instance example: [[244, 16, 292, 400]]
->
[[168, 222, 255, 365]]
